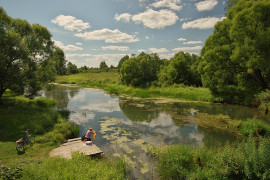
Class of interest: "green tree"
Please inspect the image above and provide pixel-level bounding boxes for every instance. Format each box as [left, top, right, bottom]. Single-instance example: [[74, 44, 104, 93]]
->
[[199, 0, 270, 103], [50, 47, 67, 75], [159, 52, 201, 86], [99, 61, 108, 69], [117, 55, 129, 72], [67, 62, 79, 75], [0, 7, 55, 99], [120, 53, 163, 86], [120, 57, 141, 86]]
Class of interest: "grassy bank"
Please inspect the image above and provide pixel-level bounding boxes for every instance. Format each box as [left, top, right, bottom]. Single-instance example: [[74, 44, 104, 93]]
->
[[56, 72, 215, 102], [148, 137, 270, 179], [0, 95, 126, 179]]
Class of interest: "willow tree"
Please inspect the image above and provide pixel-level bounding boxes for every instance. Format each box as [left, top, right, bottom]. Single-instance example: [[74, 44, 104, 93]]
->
[[0, 7, 55, 99], [199, 0, 270, 103]]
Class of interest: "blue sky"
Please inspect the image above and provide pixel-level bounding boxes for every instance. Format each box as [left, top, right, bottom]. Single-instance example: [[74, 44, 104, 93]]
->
[[0, 0, 227, 67]]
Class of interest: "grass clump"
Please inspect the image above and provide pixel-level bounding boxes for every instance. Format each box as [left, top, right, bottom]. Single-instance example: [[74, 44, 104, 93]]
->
[[148, 138, 270, 180], [239, 118, 270, 137], [21, 153, 126, 180]]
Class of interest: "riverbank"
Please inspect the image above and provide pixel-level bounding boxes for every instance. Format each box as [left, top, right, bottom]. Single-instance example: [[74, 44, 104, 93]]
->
[[56, 72, 216, 102], [0, 94, 126, 179], [147, 137, 270, 179]]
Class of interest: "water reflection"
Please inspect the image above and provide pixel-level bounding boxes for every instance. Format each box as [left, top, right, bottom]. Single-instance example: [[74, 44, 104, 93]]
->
[[42, 86, 265, 179]]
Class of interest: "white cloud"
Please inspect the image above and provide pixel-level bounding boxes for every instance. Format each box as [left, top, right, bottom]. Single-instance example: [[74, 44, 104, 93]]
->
[[75, 42, 82, 46], [66, 54, 91, 58], [172, 46, 202, 51], [159, 54, 173, 59], [75, 28, 139, 43], [102, 45, 129, 51], [80, 99, 120, 113], [132, 9, 179, 29], [68, 53, 127, 68], [195, 0, 218, 11], [114, 13, 132, 22], [149, 48, 169, 53], [145, 36, 149, 40], [138, 49, 146, 53], [177, 38, 186, 41], [183, 41, 202, 44], [51, 15, 90, 32], [182, 17, 224, 29], [53, 40, 83, 51], [151, 0, 183, 11]]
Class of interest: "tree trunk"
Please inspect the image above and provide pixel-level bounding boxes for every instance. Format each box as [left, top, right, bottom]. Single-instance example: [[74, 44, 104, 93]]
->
[[252, 69, 268, 90], [0, 85, 7, 99]]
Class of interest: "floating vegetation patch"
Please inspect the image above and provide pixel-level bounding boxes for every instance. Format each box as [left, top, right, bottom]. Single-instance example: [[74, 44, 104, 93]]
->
[[99, 117, 150, 175]]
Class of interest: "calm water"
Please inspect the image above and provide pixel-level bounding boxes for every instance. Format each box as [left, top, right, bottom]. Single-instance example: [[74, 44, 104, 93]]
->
[[41, 85, 269, 179]]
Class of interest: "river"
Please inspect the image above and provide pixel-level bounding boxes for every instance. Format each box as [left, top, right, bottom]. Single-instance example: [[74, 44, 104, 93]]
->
[[41, 85, 269, 179]]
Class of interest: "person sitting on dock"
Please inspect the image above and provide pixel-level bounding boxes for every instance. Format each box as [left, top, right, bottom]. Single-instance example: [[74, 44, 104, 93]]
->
[[82, 128, 96, 142]]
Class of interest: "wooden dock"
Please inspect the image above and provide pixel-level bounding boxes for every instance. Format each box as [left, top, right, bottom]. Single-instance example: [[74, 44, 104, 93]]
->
[[49, 138, 103, 159]]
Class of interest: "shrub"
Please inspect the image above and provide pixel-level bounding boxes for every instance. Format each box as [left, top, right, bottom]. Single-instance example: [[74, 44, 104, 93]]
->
[[149, 138, 270, 179]]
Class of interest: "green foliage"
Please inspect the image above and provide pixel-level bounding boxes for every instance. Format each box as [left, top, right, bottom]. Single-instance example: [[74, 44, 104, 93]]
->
[[0, 7, 56, 99], [120, 53, 163, 87], [50, 47, 67, 75], [149, 138, 270, 179], [21, 153, 126, 180], [0, 165, 22, 180], [36, 117, 79, 145], [199, 0, 270, 104], [239, 118, 270, 137], [158, 52, 201, 86], [56, 72, 214, 102], [99, 61, 110, 72], [66, 62, 79, 75], [117, 55, 129, 72], [0, 96, 60, 141], [256, 89, 270, 110]]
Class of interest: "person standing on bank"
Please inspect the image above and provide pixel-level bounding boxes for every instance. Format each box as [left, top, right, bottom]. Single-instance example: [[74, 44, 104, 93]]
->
[[82, 128, 96, 142]]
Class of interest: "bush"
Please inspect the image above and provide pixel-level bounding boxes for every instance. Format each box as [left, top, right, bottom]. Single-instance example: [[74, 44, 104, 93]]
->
[[239, 118, 270, 137], [36, 116, 79, 145], [149, 138, 270, 179]]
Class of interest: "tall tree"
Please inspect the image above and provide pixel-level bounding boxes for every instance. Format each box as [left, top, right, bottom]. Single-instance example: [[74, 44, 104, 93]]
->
[[199, 0, 270, 103], [50, 47, 67, 75], [0, 7, 55, 99], [99, 61, 109, 69], [67, 62, 79, 74], [159, 52, 201, 86], [120, 53, 163, 86], [117, 55, 129, 72]]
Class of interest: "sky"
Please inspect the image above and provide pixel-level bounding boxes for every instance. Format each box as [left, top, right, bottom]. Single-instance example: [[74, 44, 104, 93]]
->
[[0, 0, 227, 67]]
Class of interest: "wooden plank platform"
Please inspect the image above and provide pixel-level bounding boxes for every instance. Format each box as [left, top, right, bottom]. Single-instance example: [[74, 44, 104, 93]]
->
[[49, 138, 103, 159]]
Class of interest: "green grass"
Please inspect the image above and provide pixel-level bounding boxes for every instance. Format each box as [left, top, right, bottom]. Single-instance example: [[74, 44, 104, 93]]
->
[[0, 95, 126, 179], [56, 72, 215, 102], [56, 71, 120, 85], [21, 153, 126, 180], [148, 137, 270, 180]]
